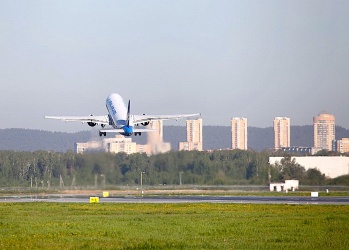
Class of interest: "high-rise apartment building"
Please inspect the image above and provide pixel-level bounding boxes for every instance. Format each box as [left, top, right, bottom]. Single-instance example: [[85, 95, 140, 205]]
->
[[179, 118, 203, 151], [313, 112, 335, 151], [148, 120, 163, 140], [333, 138, 349, 153], [273, 117, 290, 149], [146, 120, 171, 154], [231, 117, 247, 150]]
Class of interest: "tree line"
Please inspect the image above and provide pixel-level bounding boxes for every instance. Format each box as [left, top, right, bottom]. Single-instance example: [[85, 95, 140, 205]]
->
[[1, 150, 347, 188]]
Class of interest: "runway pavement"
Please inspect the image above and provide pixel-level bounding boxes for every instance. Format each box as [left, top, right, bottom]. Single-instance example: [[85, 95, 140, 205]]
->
[[1, 195, 349, 205]]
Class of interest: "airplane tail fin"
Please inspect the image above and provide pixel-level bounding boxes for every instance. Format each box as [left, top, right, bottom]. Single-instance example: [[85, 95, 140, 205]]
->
[[126, 100, 131, 126]]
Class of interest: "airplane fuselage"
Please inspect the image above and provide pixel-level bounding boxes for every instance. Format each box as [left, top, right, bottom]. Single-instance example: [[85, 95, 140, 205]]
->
[[105, 93, 133, 136]]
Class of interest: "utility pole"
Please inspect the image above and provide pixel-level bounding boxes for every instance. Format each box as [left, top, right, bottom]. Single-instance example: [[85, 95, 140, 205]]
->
[[179, 172, 183, 186], [60, 175, 64, 188], [140, 171, 145, 188], [71, 175, 76, 188], [101, 174, 105, 189]]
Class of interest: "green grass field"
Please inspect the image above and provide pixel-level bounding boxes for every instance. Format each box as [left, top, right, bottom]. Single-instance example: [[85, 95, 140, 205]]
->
[[0, 203, 348, 249]]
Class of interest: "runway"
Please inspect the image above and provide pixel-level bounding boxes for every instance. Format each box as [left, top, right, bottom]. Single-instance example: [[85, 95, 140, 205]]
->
[[1, 195, 349, 205]]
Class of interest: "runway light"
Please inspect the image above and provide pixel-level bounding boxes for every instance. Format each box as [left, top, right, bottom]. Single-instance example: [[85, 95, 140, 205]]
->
[[90, 197, 99, 203]]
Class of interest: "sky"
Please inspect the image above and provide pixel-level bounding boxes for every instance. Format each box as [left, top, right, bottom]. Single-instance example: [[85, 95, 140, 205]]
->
[[1, 0, 348, 132]]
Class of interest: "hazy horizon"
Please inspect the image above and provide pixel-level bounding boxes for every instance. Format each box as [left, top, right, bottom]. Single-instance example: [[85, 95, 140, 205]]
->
[[1, 123, 348, 134], [1, 1, 348, 133]]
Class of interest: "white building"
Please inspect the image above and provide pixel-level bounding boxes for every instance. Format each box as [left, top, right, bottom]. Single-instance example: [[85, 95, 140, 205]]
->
[[146, 120, 171, 155], [270, 180, 299, 192], [179, 119, 203, 151], [75, 141, 103, 154], [313, 112, 335, 151], [273, 117, 290, 149], [104, 136, 137, 154], [75, 135, 137, 154], [269, 156, 349, 178], [333, 138, 349, 153], [231, 117, 247, 150]]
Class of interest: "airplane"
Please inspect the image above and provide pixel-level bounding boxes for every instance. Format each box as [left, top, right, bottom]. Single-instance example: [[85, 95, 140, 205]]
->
[[45, 93, 200, 137]]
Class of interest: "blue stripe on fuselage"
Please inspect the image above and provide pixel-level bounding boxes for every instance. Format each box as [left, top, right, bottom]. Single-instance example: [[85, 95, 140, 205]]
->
[[107, 98, 117, 115]]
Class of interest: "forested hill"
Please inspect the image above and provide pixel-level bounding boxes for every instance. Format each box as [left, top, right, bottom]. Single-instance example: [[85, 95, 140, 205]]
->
[[0, 129, 92, 152], [0, 126, 348, 152]]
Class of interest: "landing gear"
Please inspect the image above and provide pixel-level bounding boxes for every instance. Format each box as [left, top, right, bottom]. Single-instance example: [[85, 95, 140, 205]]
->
[[135, 132, 142, 136], [99, 131, 107, 137]]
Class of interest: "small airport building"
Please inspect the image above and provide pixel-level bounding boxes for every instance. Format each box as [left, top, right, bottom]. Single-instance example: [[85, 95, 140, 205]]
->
[[270, 180, 299, 192]]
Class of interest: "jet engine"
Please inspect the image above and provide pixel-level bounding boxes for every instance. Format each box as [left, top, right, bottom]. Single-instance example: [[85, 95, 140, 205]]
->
[[141, 114, 149, 126], [87, 115, 97, 127], [87, 121, 97, 127]]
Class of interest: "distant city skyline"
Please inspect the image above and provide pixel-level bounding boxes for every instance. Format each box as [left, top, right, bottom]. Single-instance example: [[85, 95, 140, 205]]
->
[[74, 113, 348, 154], [1, 1, 348, 132]]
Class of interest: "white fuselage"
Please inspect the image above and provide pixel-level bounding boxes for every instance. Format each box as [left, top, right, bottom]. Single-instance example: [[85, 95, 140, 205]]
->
[[105, 93, 129, 129]]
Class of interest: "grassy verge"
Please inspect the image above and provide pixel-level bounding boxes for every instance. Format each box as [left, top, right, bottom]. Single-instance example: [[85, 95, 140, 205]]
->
[[0, 203, 348, 249]]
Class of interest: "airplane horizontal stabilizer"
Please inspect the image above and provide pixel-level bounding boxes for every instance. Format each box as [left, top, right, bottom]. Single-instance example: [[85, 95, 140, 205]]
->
[[99, 128, 156, 134], [133, 128, 156, 133], [99, 129, 125, 133]]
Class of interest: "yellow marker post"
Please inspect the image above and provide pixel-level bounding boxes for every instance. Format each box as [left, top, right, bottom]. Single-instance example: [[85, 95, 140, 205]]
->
[[90, 197, 99, 203], [103, 191, 109, 197]]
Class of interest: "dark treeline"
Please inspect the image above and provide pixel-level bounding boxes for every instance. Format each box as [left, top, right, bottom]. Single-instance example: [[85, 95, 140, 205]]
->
[[1, 150, 346, 188]]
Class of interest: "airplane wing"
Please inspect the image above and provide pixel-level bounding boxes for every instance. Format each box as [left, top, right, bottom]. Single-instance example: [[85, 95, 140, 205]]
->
[[133, 113, 200, 125], [45, 115, 109, 124]]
